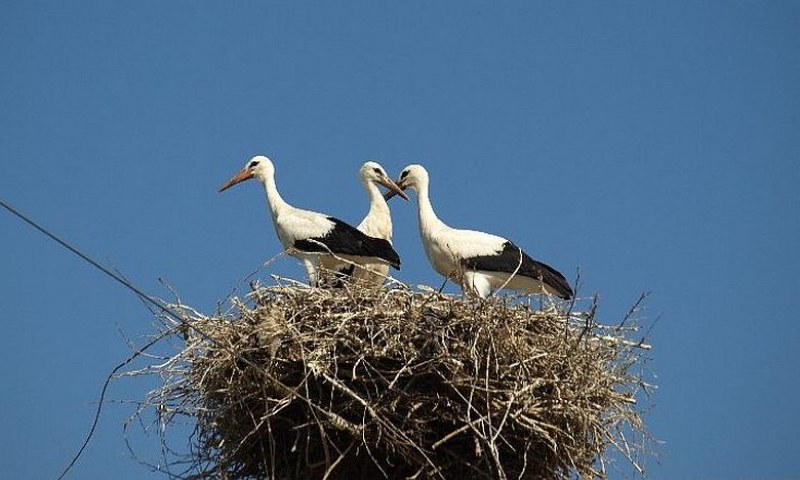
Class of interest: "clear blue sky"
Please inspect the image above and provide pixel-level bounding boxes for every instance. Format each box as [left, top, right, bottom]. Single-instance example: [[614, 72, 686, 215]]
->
[[2, 2, 798, 478]]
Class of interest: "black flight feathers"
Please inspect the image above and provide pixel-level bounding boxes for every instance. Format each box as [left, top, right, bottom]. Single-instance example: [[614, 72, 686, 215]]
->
[[292, 217, 401, 269], [461, 241, 573, 299]]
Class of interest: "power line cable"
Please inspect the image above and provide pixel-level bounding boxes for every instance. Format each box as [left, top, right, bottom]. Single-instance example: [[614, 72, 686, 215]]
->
[[1, 199, 181, 323], [0, 199, 213, 479]]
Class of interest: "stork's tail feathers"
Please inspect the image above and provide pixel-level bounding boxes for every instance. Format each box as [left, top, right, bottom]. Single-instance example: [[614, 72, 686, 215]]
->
[[519, 250, 572, 300], [541, 267, 573, 300], [364, 237, 401, 269]]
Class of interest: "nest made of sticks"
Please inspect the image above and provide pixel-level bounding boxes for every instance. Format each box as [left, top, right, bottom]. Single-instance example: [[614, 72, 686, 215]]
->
[[137, 280, 653, 479]]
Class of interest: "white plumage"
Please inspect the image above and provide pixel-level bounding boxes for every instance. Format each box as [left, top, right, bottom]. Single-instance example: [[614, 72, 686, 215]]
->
[[219, 155, 402, 286], [320, 161, 408, 285], [387, 164, 573, 299]]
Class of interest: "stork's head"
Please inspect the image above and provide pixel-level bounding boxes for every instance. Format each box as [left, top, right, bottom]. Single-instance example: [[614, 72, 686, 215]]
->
[[384, 164, 429, 201], [360, 161, 409, 201], [219, 155, 275, 192]]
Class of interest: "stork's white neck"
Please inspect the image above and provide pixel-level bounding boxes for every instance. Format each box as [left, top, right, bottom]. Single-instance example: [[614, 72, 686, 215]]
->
[[414, 178, 447, 235], [258, 171, 290, 219], [361, 180, 392, 236]]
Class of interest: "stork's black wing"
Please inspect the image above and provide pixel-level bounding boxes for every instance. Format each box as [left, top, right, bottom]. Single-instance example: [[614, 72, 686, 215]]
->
[[461, 241, 572, 299], [293, 217, 401, 269]]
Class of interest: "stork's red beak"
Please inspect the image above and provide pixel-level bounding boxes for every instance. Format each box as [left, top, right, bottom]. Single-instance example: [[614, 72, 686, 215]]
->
[[378, 177, 409, 201], [219, 168, 254, 193], [384, 179, 408, 201]]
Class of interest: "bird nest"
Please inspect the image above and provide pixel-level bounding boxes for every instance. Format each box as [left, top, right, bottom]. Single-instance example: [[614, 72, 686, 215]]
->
[[134, 280, 653, 479]]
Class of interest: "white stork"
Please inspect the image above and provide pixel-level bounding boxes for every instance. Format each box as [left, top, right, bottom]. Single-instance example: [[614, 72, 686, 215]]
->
[[219, 155, 403, 286], [320, 161, 409, 285], [385, 164, 573, 299]]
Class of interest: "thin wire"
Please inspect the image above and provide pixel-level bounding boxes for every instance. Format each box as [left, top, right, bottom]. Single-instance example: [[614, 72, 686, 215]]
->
[[1, 199, 181, 324], [1, 198, 220, 479]]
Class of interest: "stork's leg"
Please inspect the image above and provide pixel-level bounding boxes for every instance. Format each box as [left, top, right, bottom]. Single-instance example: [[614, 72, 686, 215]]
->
[[302, 257, 320, 287], [463, 271, 492, 299]]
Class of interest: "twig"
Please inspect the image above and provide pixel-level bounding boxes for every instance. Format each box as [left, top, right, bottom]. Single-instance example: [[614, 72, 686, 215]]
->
[[492, 245, 524, 298], [57, 330, 173, 480]]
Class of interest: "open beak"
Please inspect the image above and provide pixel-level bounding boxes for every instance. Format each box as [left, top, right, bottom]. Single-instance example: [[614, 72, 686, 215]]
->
[[218, 168, 254, 193], [378, 177, 409, 201]]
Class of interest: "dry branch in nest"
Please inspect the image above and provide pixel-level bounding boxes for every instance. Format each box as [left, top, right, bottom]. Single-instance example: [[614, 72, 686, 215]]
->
[[135, 280, 653, 479]]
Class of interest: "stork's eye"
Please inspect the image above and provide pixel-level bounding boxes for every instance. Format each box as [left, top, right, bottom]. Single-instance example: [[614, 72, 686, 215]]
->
[[249, 160, 260, 168], [400, 170, 409, 179], [372, 167, 382, 175]]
